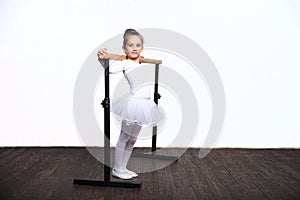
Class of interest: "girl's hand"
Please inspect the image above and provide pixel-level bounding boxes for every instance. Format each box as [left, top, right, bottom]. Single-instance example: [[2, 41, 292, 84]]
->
[[97, 48, 108, 57]]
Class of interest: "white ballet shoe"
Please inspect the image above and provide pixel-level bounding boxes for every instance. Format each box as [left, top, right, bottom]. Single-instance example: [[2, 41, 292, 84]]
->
[[125, 169, 138, 178], [112, 168, 133, 180]]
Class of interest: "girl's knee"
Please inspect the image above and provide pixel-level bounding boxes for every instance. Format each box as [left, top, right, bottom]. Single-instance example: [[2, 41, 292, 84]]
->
[[116, 133, 130, 147], [128, 136, 137, 145]]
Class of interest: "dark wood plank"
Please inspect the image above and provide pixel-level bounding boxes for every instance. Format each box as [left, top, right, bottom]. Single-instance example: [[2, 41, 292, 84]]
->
[[257, 150, 300, 196], [33, 148, 100, 200], [240, 149, 299, 199], [0, 148, 59, 199], [197, 150, 234, 199], [215, 149, 269, 199], [0, 148, 300, 200], [0, 148, 16, 160], [179, 148, 216, 199]]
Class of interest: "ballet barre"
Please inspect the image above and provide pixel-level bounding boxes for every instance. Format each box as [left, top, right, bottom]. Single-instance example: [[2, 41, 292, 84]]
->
[[73, 53, 177, 189], [99, 54, 178, 160], [98, 53, 162, 64]]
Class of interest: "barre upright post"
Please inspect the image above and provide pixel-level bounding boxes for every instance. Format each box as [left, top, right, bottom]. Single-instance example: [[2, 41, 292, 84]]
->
[[132, 63, 178, 161], [151, 64, 160, 152], [103, 58, 111, 183], [73, 59, 141, 189]]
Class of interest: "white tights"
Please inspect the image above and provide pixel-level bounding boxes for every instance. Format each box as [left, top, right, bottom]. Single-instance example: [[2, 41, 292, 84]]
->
[[114, 120, 141, 171]]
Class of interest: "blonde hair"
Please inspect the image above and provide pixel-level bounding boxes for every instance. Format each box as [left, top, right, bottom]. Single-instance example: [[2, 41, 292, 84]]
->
[[123, 29, 144, 46]]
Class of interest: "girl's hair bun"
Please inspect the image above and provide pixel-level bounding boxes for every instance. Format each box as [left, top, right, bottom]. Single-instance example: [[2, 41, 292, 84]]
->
[[124, 29, 138, 37], [123, 28, 144, 46]]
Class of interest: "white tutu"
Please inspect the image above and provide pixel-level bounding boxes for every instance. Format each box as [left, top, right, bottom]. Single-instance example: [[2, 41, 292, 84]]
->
[[111, 93, 164, 127], [108, 59, 165, 127]]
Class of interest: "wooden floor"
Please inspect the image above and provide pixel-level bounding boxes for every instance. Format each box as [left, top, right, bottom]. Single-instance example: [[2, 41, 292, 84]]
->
[[0, 148, 299, 200]]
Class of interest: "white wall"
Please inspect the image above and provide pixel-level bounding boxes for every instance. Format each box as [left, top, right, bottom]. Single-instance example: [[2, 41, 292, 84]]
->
[[0, 0, 299, 147]]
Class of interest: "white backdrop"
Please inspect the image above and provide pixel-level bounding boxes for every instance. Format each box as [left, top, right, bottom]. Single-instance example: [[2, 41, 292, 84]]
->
[[0, 0, 299, 147]]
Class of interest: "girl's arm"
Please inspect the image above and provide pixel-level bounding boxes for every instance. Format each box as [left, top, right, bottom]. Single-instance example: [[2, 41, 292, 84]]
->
[[97, 48, 129, 74], [97, 48, 108, 57], [97, 48, 108, 67]]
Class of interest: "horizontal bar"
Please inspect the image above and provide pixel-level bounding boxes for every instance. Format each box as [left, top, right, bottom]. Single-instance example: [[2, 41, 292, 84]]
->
[[131, 151, 178, 161], [73, 179, 141, 189], [98, 53, 162, 64]]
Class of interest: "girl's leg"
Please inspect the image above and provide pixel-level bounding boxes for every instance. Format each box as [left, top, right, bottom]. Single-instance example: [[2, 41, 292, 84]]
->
[[122, 123, 142, 171], [113, 121, 136, 170]]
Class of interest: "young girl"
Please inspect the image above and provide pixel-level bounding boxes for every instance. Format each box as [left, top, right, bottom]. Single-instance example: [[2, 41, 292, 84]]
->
[[98, 29, 164, 180]]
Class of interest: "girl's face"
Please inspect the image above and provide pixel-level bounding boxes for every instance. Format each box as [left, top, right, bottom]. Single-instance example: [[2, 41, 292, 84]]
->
[[123, 35, 143, 60]]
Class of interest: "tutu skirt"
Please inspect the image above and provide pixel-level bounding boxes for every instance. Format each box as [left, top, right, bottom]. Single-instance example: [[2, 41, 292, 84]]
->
[[111, 93, 164, 127]]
